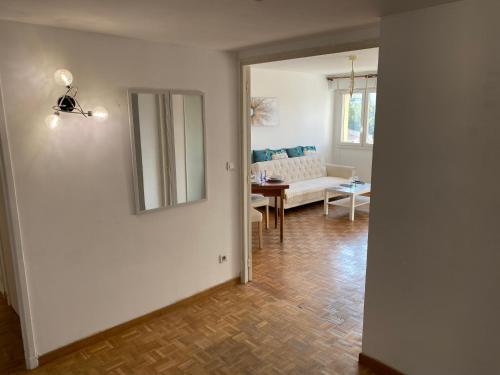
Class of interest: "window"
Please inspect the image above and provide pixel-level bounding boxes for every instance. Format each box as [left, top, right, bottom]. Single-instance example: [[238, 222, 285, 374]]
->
[[341, 92, 363, 144], [339, 89, 377, 147]]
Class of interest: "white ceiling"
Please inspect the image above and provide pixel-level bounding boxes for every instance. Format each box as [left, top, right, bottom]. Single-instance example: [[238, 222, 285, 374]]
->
[[0, 0, 457, 50], [254, 48, 379, 75]]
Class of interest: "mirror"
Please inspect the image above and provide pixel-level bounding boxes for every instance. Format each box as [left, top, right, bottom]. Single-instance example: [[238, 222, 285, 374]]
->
[[129, 89, 206, 213]]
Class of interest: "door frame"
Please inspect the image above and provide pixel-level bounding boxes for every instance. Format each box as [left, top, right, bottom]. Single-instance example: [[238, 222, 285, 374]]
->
[[0, 74, 37, 369], [239, 40, 379, 283], [0, 230, 9, 299]]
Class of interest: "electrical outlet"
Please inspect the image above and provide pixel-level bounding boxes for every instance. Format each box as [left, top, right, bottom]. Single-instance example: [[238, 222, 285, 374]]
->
[[218, 254, 227, 264]]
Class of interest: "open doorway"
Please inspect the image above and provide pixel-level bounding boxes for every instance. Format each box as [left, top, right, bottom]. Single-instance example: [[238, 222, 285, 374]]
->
[[241, 47, 379, 364]]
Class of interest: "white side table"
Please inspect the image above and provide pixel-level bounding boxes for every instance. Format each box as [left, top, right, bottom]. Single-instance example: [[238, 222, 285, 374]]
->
[[324, 183, 371, 221]]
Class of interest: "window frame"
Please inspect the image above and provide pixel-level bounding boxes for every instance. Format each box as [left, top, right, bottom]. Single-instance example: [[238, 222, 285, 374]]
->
[[336, 88, 376, 150]]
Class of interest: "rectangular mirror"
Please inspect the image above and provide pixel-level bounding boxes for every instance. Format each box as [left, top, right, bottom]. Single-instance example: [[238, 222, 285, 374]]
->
[[129, 89, 206, 213]]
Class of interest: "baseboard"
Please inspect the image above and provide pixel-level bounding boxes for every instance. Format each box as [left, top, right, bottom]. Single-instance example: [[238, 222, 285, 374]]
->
[[359, 353, 404, 375], [38, 276, 240, 366], [26, 355, 39, 370]]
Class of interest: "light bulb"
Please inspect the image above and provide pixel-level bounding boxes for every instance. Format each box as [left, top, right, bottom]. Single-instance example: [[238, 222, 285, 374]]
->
[[91, 106, 108, 122], [45, 113, 60, 129], [54, 69, 73, 86]]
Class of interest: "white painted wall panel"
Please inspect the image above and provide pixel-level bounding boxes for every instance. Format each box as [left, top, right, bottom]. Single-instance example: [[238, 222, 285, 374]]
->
[[363, 1, 500, 373], [0, 20, 240, 355]]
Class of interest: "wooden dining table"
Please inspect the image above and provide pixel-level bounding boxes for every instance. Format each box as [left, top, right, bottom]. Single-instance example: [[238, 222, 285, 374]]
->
[[251, 181, 289, 242]]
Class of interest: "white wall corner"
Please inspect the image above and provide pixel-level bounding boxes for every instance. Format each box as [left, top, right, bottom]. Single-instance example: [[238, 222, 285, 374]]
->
[[0, 66, 38, 373]]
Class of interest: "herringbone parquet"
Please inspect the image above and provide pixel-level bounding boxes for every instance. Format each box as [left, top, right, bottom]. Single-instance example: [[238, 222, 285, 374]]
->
[[12, 202, 373, 374], [0, 295, 25, 374]]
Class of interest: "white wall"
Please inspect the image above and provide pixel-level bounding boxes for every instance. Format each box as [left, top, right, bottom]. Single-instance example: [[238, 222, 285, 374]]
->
[[363, 1, 500, 374], [251, 68, 333, 161], [331, 77, 377, 181], [0, 20, 240, 356]]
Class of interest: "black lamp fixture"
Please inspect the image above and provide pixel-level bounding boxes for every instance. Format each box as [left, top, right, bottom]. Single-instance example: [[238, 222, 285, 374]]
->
[[45, 69, 108, 129]]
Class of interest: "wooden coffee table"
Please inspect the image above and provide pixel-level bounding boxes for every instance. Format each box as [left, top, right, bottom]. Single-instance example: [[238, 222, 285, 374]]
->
[[324, 183, 371, 221]]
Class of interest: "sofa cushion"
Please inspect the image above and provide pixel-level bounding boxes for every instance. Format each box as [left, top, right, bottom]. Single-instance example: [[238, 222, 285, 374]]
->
[[286, 176, 348, 207]]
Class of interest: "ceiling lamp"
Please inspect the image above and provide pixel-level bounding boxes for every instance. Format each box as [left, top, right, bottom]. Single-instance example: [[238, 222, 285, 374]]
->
[[46, 69, 108, 129], [348, 55, 357, 96]]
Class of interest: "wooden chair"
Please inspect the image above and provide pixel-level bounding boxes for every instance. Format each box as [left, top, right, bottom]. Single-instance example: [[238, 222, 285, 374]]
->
[[250, 207, 263, 249]]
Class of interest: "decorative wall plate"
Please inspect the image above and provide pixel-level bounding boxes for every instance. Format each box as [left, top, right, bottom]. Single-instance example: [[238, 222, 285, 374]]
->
[[250, 97, 279, 127]]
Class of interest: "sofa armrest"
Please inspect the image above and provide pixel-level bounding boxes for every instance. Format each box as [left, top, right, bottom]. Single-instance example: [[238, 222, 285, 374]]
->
[[325, 164, 355, 179]]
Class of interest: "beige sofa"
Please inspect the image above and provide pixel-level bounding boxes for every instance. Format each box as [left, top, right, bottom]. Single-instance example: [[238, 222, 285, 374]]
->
[[251, 155, 355, 209]]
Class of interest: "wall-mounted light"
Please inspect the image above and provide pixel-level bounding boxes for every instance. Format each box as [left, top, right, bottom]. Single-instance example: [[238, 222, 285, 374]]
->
[[46, 69, 108, 129]]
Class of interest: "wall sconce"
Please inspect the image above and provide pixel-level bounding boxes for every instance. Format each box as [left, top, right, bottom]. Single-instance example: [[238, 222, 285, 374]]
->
[[45, 69, 108, 129]]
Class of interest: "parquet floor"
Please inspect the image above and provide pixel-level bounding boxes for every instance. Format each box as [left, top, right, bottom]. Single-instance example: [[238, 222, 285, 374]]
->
[[13, 202, 373, 374], [0, 294, 25, 374]]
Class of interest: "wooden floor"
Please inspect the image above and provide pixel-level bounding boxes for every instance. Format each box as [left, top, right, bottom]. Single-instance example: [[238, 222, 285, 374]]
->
[[0, 295, 25, 374], [14, 202, 373, 374]]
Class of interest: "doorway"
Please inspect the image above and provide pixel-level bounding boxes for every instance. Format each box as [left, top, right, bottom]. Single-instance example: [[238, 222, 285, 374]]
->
[[239, 46, 379, 365], [241, 47, 379, 280]]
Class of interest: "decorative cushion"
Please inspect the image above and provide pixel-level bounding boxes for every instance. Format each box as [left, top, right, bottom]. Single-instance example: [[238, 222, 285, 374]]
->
[[304, 149, 318, 155], [253, 149, 271, 163], [302, 146, 316, 151], [285, 146, 304, 158], [269, 148, 285, 155], [271, 150, 288, 160], [302, 146, 318, 155]]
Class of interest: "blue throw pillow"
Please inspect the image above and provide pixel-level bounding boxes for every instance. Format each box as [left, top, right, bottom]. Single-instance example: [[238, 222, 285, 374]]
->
[[253, 149, 271, 163], [285, 146, 304, 158], [302, 145, 316, 151]]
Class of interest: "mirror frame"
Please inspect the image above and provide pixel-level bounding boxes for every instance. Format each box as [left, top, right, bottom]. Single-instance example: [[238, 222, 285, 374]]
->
[[128, 88, 208, 214]]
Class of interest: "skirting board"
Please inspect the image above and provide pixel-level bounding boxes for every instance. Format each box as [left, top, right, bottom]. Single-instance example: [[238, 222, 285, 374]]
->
[[38, 277, 240, 366], [359, 353, 405, 375]]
